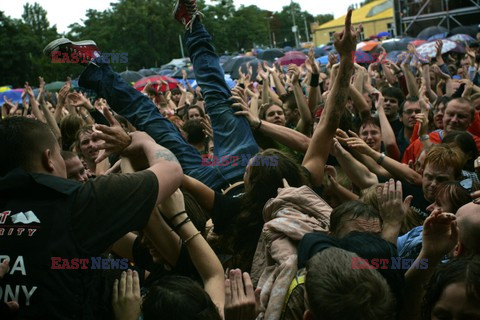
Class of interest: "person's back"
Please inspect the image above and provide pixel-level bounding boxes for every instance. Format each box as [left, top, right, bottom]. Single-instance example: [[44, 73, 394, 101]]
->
[[0, 117, 182, 318]]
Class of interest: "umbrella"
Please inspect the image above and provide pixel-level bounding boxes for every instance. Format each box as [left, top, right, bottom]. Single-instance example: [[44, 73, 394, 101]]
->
[[357, 41, 379, 52], [410, 39, 427, 47], [387, 50, 404, 63], [120, 70, 143, 83], [416, 39, 460, 58], [44, 80, 79, 92], [258, 49, 285, 62], [301, 47, 329, 58], [377, 31, 391, 38], [134, 76, 178, 92], [219, 55, 232, 66], [283, 46, 293, 52], [0, 89, 23, 106], [450, 26, 478, 37], [222, 56, 256, 74], [427, 33, 448, 42], [448, 34, 476, 43], [399, 37, 415, 43], [189, 74, 236, 90], [417, 26, 448, 40], [157, 69, 175, 76], [230, 58, 271, 80], [316, 54, 339, 65], [171, 68, 196, 79], [276, 51, 307, 66], [137, 69, 157, 77], [380, 39, 408, 52]]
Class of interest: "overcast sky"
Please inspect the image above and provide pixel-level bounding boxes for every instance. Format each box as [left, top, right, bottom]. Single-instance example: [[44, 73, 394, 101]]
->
[[2, 0, 355, 33]]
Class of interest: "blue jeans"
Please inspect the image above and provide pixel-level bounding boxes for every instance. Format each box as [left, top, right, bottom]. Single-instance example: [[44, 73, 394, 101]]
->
[[78, 22, 257, 190], [186, 21, 259, 179]]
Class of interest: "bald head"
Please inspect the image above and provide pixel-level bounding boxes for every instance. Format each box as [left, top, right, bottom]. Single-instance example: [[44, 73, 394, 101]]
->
[[456, 202, 480, 256]]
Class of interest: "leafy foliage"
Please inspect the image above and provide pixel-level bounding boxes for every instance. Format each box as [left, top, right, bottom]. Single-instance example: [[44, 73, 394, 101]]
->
[[0, 1, 327, 87]]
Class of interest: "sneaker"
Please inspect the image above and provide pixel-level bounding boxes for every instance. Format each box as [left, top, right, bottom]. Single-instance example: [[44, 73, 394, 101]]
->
[[173, 0, 204, 31], [43, 38, 99, 64]]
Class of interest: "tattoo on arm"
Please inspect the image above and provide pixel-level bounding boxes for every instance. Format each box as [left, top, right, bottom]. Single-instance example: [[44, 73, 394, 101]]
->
[[154, 149, 179, 163]]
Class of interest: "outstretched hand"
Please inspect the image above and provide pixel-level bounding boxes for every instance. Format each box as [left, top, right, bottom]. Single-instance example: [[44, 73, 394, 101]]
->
[[333, 9, 356, 59], [112, 270, 141, 320], [422, 209, 458, 259], [91, 107, 132, 163], [224, 269, 259, 320]]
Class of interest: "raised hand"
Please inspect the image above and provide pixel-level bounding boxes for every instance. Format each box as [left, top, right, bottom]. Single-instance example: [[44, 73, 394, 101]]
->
[[231, 95, 260, 127], [112, 270, 141, 320], [67, 91, 91, 109], [333, 9, 356, 59], [91, 107, 132, 163], [224, 269, 258, 320], [422, 209, 458, 259], [377, 179, 413, 226], [201, 114, 213, 140], [415, 112, 429, 137], [288, 64, 301, 83]]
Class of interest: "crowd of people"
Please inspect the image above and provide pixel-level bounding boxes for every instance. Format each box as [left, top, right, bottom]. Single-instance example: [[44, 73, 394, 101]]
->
[[1, 0, 480, 319]]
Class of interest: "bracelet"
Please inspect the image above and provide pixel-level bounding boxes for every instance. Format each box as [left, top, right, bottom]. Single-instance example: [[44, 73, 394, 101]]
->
[[419, 134, 430, 141], [254, 120, 262, 130], [173, 217, 191, 231], [169, 211, 187, 223], [377, 152, 386, 165], [183, 231, 202, 245]]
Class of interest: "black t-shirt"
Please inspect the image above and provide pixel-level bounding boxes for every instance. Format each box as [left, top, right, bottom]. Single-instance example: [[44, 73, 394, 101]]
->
[[0, 169, 158, 319], [401, 181, 430, 219], [210, 191, 244, 234]]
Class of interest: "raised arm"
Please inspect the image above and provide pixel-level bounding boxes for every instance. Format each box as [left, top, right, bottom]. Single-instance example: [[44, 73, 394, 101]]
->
[[289, 64, 313, 135], [376, 94, 400, 160], [302, 10, 356, 186]]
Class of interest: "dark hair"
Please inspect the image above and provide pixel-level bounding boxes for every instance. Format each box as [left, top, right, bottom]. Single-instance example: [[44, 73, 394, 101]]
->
[[359, 116, 381, 132], [381, 86, 405, 110], [183, 119, 206, 145], [330, 201, 381, 236], [442, 130, 478, 171], [60, 114, 84, 151], [399, 96, 419, 114], [0, 117, 57, 176], [185, 105, 205, 120], [421, 256, 480, 320], [434, 181, 472, 214], [259, 103, 285, 120], [433, 96, 451, 113], [142, 275, 221, 320]]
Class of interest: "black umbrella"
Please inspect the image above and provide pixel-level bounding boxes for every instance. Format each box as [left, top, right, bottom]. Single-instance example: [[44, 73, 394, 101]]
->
[[230, 58, 271, 80], [171, 68, 196, 79], [222, 56, 256, 74], [120, 70, 143, 83], [449, 25, 478, 37], [138, 69, 157, 77], [380, 40, 408, 52], [258, 49, 285, 62], [417, 26, 448, 40]]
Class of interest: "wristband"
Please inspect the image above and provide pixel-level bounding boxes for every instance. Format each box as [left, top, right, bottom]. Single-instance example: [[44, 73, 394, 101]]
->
[[310, 73, 320, 87], [169, 210, 187, 223], [254, 120, 262, 130], [419, 134, 430, 141], [377, 152, 386, 165], [173, 217, 191, 231]]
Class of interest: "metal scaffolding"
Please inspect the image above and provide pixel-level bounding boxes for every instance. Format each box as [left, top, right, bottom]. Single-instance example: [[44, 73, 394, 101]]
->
[[394, 0, 480, 36]]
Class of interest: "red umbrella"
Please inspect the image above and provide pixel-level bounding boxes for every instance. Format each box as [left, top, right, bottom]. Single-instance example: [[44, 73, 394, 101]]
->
[[276, 51, 308, 66], [134, 75, 178, 92], [410, 39, 427, 47]]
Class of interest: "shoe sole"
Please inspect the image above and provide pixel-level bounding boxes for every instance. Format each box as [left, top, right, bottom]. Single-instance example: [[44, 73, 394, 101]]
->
[[43, 38, 97, 56]]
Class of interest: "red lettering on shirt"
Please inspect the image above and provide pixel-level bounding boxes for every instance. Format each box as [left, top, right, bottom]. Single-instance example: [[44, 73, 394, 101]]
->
[[0, 211, 11, 224]]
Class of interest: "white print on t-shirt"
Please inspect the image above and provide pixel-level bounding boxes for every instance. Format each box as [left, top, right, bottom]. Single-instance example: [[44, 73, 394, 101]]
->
[[0, 255, 37, 306], [0, 211, 40, 237], [11, 211, 40, 224]]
